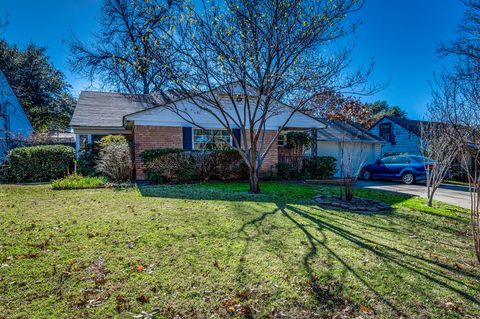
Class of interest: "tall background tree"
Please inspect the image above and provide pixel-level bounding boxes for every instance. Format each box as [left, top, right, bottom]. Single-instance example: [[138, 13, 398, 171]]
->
[[307, 90, 405, 128], [68, 0, 182, 94], [0, 40, 75, 132], [366, 100, 406, 124]]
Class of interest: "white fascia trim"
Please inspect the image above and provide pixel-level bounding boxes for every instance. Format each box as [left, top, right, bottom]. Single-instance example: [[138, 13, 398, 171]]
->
[[133, 119, 287, 130], [132, 120, 322, 131]]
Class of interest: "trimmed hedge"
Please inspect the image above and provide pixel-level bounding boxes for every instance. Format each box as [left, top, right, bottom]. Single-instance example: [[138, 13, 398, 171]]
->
[[276, 156, 337, 180], [303, 156, 337, 179], [8, 145, 75, 182], [142, 148, 248, 183], [141, 148, 183, 164]]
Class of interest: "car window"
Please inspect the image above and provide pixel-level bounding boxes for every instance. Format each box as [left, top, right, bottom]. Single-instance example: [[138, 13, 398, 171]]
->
[[410, 156, 432, 163], [381, 157, 395, 164], [396, 156, 411, 164]]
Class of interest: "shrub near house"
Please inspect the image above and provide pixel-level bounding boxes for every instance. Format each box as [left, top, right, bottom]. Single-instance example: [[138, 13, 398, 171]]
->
[[7, 145, 75, 182], [276, 156, 337, 180], [95, 135, 133, 182], [142, 148, 248, 183]]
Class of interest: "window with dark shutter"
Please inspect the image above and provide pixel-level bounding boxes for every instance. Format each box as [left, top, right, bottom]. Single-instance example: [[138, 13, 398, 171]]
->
[[232, 128, 241, 147], [379, 123, 393, 142], [182, 127, 193, 150]]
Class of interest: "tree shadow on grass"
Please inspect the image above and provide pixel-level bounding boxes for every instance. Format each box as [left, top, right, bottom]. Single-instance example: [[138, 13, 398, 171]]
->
[[139, 182, 479, 315], [138, 182, 418, 207], [234, 201, 479, 317], [287, 204, 478, 314]]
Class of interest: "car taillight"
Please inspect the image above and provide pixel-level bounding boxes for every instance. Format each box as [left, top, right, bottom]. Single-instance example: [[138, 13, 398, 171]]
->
[[425, 164, 434, 171]]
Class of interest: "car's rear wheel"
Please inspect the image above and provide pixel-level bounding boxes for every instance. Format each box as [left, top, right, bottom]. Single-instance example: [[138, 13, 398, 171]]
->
[[362, 170, 372, 180], [402, 172, 415, 185]]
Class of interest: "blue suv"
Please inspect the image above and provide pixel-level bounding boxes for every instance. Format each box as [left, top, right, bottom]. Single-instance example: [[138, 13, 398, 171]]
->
[[360, 155, 434, 185]]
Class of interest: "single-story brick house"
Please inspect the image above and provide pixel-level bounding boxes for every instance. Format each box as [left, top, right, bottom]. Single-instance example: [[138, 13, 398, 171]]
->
[[70, 89, 383, 179]]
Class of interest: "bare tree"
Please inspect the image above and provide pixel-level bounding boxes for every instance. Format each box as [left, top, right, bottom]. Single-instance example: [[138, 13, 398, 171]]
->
[[437, 0, 480, 264], [337, 121, 368, 201], [420, 122, 459, 207], [429, 69, 480, 264], [158, 0, 375, 193], [68, 0, 181, 94]]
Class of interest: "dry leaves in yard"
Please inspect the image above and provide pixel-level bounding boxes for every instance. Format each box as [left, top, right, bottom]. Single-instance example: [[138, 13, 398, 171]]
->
[[137, 294, 150, 304], [444, 301, 460, 312], [116, 294, 129, 313], [87, 256, 108, 285], [359, 304, 375, 315]]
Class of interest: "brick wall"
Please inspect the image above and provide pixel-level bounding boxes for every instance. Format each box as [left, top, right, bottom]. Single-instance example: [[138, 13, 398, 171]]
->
[[242, 129, 279, 174], [260, 130, 278, 173], [133, 125, 183, 179], [132, 125, 279, 180]]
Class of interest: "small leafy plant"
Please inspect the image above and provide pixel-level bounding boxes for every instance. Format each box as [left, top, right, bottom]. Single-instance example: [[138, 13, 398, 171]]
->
[[51, 174, 107, 190]]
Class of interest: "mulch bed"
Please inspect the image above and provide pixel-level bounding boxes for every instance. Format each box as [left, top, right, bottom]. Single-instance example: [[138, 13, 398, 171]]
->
[[314, 195, 391, 214]]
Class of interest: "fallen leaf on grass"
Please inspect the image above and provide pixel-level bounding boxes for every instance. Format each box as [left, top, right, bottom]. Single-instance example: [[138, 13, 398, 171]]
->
[[137, 294, 150, 303], [15, 253, 39, 260], [116, 294, 129, 312], [444, 301, 460, 311], [87, 257, 108, 285], [360, 304, 374, 315], [136, 264, 144, 272]]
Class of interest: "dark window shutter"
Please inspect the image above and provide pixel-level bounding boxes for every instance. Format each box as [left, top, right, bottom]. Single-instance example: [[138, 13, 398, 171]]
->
[[183, 127, 193, 150], [232, 128, 241, 147]]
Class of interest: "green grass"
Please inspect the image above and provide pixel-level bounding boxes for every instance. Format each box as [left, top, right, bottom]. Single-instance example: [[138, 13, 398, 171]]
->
[[0, 182, 479, 318], [51, 174, 107, 190]]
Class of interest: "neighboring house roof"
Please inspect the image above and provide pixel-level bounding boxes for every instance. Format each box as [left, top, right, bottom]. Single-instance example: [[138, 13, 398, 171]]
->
[[70, 91, 157, 128], [317, 120, 384, 143], [370, 116, 435, 137]]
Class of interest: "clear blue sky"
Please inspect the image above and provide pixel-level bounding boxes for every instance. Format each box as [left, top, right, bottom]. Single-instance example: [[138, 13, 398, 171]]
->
[[0, 0, 466, 119]]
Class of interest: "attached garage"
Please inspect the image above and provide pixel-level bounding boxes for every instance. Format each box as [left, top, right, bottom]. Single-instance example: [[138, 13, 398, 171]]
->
[[316, 121, 383, 178]]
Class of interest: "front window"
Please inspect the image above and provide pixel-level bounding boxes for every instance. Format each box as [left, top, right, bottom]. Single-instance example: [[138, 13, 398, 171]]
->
[[379, 123, 393, 142], [193, 128, 231, 150]]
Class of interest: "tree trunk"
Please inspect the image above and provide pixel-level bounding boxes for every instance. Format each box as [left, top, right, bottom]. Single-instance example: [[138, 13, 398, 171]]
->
[[344, 181, 354, 202], [427, 185, 438, 207], [248, 166, 261, 194], [427, 185, 433, 207]]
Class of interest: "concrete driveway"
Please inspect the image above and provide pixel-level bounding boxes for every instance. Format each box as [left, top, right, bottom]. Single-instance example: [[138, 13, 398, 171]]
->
[[355, 180, 472, 209]]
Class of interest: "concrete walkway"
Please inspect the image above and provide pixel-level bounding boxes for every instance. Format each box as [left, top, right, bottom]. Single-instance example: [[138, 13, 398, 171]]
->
[[355, 180, 472, 209]]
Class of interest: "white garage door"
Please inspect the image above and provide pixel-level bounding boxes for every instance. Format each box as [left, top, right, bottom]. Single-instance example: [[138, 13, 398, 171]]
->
[[317, 141, 379, 177]]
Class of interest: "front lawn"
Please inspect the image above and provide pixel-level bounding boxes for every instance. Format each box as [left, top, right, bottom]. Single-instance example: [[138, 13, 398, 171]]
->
[[0, 182, 479, 318]]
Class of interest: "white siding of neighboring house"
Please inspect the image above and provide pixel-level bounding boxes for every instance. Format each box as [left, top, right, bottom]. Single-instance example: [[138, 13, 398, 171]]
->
[[369, 118, 422, 156], [317, 141, 381, 177]]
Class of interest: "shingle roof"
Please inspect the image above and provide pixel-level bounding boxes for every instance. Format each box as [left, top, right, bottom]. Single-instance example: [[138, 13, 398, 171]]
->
[[381, 116, 431, 136], [317, 120, 383, 142], [70, 90, 179, 127]]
